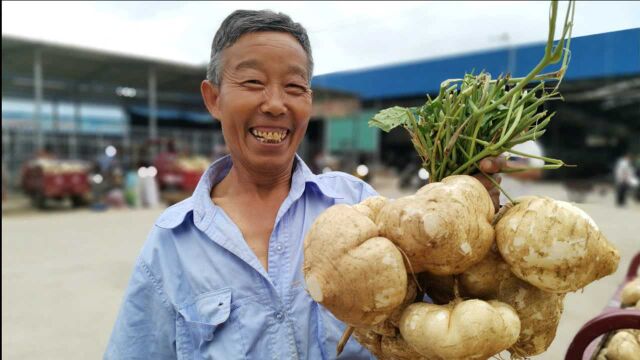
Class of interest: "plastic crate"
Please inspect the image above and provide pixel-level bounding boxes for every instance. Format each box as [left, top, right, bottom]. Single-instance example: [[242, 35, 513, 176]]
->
[[565, 252, 640, 360]]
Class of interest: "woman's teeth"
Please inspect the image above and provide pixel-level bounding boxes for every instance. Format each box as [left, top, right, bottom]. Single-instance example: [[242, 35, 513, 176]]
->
[[250, 129, 289, 143]]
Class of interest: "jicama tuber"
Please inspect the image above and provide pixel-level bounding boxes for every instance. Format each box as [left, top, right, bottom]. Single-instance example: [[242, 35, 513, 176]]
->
[[459, 245, 513, 299], [377, 175, 494, 275], [353, 195, 388, 222], [303, 205, 407, 327], [370, 280, 418, 336], [399, 299, 520, 360], [496, 276, 565, 357], [621, 278, 640, 307], [353, 328, 430, 360], [606, 331, 640, 360], [495, 196, 620, 293], [380, 334, 431, 360]]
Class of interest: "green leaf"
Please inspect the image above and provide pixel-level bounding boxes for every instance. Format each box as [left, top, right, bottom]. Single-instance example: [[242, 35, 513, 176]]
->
[[369, 106, 412, 132]]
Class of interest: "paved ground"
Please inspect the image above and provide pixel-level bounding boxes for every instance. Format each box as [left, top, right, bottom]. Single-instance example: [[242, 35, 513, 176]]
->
[[2, 205, 163, 360], [2, 179, 639, 359]]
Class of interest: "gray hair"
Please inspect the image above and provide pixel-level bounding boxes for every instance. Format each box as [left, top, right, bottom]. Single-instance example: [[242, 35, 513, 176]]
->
[[206, 10, 313, 86]]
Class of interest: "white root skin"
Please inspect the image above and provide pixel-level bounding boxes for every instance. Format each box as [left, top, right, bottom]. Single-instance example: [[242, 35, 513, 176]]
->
[[399, 299, 521, 360], [421, 249, 565, 358], [305, 275, 324, 302], [377, 175, 495, 275], [371, 279, 418, 336], [353, 328, 383, 358], [495, 196, 620, 293], [353, 327, 431, 360], [460, 245, 513, 299], [606, 331, 640, 360], [303, 205, 407, 327], [496, 276, 565, 357], [621, 278, 640, 306], [380, 334, 431, 360], [306, 178, 622, 360], [419, 245, 513, 304], [352, 195, 388, 223]]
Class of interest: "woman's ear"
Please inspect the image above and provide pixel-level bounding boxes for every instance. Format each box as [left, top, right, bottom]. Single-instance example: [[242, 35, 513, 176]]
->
[[201, 80, 222, 120]]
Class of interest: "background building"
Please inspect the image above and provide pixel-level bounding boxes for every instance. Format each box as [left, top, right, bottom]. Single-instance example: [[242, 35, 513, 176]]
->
[[3, 29, 639, 194], [1, 35, 360, 193], [314, 28, 640, 180]]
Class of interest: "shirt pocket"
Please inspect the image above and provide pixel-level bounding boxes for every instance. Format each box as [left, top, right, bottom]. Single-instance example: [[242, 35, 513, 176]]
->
[[178, 287, 239, 352]]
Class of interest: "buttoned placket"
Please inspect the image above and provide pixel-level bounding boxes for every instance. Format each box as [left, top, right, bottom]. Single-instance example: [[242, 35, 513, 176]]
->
[[267, 204, 298, 357], [197, 156, 330, 359], [268, 220, 287, 292]]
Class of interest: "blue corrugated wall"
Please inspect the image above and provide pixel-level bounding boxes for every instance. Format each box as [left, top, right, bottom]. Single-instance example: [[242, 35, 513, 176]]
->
[[312, 28, 640, 100]]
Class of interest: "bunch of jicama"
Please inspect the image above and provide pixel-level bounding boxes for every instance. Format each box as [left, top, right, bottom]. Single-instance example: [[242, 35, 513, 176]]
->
[[303, 1, 621, 359], [30, 159, 91, 174], [176, 156, 210, 172], [621, 278, 640, 307], [596, 331, 640, 360], [594, 276, 640, 360]]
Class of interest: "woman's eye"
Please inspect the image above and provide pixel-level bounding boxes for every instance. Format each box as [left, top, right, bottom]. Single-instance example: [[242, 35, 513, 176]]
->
[[244, 80, 263, 87], [286, 84, 308, 94]]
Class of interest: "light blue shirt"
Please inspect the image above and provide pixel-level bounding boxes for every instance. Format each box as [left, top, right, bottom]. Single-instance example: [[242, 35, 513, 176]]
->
[[105, 155, 378, 359]]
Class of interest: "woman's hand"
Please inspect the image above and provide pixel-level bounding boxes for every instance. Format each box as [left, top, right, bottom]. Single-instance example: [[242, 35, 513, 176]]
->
[[471, 157, 506, 212]]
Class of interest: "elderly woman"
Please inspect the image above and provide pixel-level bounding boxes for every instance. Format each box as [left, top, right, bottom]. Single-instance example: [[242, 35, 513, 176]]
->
[[105, 9, 503, 359]]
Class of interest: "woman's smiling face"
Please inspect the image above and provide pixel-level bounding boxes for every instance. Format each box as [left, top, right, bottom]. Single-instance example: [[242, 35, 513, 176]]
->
[[201, 31, 313, 176]]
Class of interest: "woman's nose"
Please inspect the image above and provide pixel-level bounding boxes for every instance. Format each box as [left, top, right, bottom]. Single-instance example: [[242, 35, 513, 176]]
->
[[260, 86, 287, 117]]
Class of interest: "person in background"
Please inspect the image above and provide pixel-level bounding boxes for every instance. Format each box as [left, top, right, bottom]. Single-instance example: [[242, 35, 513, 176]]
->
[[614, 152, 638, 207], [499, 140, 545, 205], [105, 9, 505, 359], [123, 166, 140, 208]]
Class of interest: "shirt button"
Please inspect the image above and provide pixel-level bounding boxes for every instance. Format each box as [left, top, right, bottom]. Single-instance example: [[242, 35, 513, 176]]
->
[[276, 244, 283, 252], [276, 311, 284, 321]]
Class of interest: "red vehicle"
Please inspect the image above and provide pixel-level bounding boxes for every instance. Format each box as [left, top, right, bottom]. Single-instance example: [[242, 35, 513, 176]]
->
[[148, 139, 210, 204], [21, 158, 92, 208]]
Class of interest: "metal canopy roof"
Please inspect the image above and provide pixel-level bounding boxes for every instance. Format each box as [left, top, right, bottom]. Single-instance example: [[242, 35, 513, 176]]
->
[[2, 35, 206, 107], [2, 34, 358, 110], [313, 28, 640, 101]]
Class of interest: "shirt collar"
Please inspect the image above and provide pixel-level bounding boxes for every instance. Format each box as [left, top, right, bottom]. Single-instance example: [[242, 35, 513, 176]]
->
[[293, 154, 343, 199], [192, 154, 342, 223], [192, 155, 232, 226]]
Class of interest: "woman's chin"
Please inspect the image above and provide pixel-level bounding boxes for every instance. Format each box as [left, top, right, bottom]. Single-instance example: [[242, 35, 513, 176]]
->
[[243, 152, 296, 175]]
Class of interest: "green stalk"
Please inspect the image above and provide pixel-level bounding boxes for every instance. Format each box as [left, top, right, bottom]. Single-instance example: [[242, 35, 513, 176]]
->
[[480, 170, 516, 204], [504, 148, 567, 166], [459, 135, 490, 146], [475, 1, 572, 117], [501, 95, 519, 139], [370, 0, 574, 184], [501, 164, 564, 173], [451, 147, 495, 176], [495, 109, 524, 150], [506, 130, 547, 146]]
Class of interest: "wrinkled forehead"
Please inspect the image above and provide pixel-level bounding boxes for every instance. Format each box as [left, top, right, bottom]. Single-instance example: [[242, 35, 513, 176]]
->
[[221, 32, 311, 79], [233, 58, 308, 79]]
